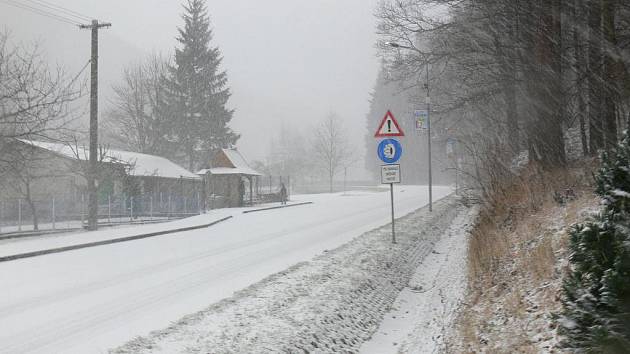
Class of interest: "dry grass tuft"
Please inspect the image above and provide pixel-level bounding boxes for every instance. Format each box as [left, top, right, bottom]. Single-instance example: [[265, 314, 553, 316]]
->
[[527, 234, 555, 282], [467, 161, 596, 284], [449, 160, 599, 353]]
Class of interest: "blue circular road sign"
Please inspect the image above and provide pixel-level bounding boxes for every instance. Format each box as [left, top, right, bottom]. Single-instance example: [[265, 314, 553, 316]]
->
[[377, 139, 403, 164]]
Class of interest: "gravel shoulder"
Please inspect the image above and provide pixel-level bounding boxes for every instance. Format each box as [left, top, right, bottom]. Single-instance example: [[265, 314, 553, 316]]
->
[[112, 195, 474, 354]]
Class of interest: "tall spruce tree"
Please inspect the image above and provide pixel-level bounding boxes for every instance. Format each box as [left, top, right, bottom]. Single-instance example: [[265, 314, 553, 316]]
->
[[167, 0, 238, 171]]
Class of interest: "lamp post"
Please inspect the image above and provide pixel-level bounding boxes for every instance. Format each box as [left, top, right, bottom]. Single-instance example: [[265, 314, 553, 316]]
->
[[386, 42, 432, 211]]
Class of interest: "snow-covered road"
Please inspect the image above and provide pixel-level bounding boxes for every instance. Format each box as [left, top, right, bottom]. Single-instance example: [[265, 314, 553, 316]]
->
[[0, 185, 450, 353]]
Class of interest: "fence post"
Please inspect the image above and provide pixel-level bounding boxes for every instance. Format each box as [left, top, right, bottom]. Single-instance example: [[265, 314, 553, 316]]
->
[[168, 194, 172, 219], [184, 197, 187, 215], [121, 195, 125, 222], [108, 194, 111, 224], [18, 198, 22, 232], [52, 197, 56, 230], [269, 176, 272, 193], [0, 200, 3, 233], [343, 167, 347, 195], [81, 194, 85, 227], [150, 196, 153, 219], [130, 196, 134, 221], [197, 192, 200, 214]]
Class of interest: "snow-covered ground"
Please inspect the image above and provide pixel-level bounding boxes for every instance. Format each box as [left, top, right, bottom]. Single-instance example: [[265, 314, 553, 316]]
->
[[0, 185, 450, 354], [0, 210, 235, 257], [112, 195, 474, 353], [360, 206, 477, 354]]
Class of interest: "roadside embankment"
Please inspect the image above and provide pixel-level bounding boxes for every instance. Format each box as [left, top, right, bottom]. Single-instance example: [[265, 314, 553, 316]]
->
[[447, 165, 599, 353]]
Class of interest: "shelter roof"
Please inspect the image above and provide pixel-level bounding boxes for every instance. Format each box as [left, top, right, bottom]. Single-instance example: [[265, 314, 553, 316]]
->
[[196, 148, 262, 176]]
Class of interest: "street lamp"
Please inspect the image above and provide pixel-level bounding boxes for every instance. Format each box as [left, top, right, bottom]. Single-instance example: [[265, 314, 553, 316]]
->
[[386, 42, 432, 212]]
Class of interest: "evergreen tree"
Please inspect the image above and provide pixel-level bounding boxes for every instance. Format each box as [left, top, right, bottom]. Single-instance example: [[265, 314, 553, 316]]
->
[[167, 0, 238, 171], [560, 133, 630, 352]]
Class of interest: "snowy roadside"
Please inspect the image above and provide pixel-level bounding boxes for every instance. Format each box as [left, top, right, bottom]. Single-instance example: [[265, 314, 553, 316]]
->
[[112, 195, 475, 353], [0, 209, 233, 258], [0, 200, 310, 258], [360, 206, 478, 354]]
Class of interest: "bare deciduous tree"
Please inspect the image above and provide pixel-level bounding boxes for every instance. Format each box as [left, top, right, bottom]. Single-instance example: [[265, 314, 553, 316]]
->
[[0, 31, 83, 143], [0, 32, 85, 229], [104, 54, 174, 157], [312, 113, 354, 193], [374, 0, 630, 203]]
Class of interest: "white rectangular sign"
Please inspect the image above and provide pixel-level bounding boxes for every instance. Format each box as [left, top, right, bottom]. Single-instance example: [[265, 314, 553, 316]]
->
[[381, 164, 401, 184]]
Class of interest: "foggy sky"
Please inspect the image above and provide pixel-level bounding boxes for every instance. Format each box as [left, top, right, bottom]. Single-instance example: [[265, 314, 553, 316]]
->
[[0, 0, 381, 177]]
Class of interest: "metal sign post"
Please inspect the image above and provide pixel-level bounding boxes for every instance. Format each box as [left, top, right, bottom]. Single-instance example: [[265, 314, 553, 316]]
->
[[390, 183, 395, 243], [375, 110, 404, 244], [381, 164, 401, 244]]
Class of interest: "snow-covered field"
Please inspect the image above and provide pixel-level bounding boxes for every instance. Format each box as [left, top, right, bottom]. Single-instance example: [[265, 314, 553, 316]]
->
[[0, 185, 450, 353]]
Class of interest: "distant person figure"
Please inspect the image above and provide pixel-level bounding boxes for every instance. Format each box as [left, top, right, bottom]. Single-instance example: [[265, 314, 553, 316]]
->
[[238, 179, 245, 207], [279, 183, 287, 205]]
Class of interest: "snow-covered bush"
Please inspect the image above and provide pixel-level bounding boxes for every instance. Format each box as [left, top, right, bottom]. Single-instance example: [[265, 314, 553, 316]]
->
[[559, 134, 630, 352]]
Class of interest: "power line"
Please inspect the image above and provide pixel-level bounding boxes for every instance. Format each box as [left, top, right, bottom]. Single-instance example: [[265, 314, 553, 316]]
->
[[1, 0, 78, 25], [0, 0, 80, 26], [1, 1, 77, 25], [21, 0, 91, 22]]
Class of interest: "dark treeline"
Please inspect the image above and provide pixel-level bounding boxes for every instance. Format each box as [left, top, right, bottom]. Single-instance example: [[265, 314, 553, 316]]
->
[[374, 0, 630, 350], [373, 0, 630, 200]]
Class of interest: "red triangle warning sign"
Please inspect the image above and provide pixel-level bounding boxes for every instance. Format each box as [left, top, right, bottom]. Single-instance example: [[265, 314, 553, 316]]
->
[[374, 110, 405, 137]]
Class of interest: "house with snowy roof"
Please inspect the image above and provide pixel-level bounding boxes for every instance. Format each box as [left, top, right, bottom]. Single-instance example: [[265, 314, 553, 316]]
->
[[197, 148, 262, 208], [1, 139, 202, 217]]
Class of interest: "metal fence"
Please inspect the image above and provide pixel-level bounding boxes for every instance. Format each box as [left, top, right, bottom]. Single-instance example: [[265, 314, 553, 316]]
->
[[0, 193, 202, 235], [0, 176, 341, 235]]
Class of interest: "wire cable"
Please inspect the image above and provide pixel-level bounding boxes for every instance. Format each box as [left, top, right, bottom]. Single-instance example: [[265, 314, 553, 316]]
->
[[0, 0, 81, 26], [0, 0, 79, 26], [21, 0, 91, 22]]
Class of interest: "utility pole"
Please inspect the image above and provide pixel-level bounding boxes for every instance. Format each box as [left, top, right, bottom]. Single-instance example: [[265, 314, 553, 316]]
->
[[424, 63, 432, 212], [80, 20, 111, 230]]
